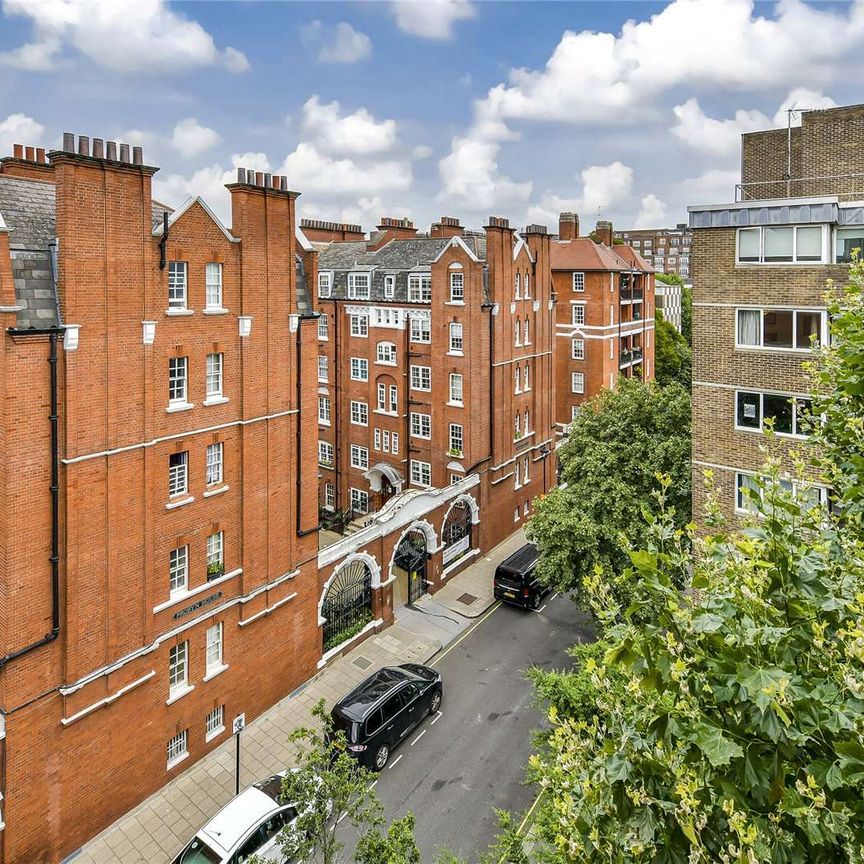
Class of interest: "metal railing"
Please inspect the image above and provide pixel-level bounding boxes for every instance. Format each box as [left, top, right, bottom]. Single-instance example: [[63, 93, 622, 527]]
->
[[735, 171, 864, 202]]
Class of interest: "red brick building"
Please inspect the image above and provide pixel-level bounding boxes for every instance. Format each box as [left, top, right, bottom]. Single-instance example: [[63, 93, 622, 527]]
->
[[309, 214, 557, 550], [551, 214, 655, 430], [0, 138, 321, 863]]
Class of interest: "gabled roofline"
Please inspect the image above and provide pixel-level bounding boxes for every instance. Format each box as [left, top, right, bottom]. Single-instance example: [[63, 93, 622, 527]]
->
[[295, 226, 313, 252], [432, 233, 481, 264], [512, 232, 535, 264], [152, 195, 239, 244]]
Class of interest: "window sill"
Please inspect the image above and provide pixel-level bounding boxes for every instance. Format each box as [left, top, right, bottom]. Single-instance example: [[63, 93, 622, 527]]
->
[[735, 345, 817, 355], [166, 684, 195, 706], [203, 484, 229, 498], [375, 360, 398, 367], [165, 495, 194, 510], [445, 300, 465, 307], [318, 419, 331, 427], [166, 402, 194, 414], [165, 308, 194, 317], [203, 663, 229, 683], [153, 567, 241, 614], [318, 463, 334, 470], [373, 409, 399, 417], [203, 396, 229, 407], [166, 751, 190, 771], [317, 378, 329, 384], [205, 724, 226, 743], [446, 350, 464, 358], [350, 421, 369, 427], [446, 401, 464, 408], [203, 307, 230, 316]]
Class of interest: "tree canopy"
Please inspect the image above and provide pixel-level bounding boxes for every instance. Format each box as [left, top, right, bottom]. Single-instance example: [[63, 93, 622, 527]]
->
[[654, 312, 692, 389], [527, 378, 691, 608]]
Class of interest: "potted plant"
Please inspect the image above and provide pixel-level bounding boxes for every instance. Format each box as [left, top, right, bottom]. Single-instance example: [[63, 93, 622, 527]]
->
[[207, 560, 225, 580], [447, 447, 463, 457]]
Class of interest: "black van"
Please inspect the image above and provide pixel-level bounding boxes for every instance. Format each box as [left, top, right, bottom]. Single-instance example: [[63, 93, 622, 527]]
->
[[493, 543, 548, 610], [330, 663, 443, 771]]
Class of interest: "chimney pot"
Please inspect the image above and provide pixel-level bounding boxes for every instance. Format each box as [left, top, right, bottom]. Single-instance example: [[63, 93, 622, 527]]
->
[[236, 167, 247, 184], [263, 172, 272, 188], [12, 144, 23, 159], [35, 147, 45, 163], [558, 212, 579, 241], [77, 136, 90, 157], [119, 143, 130, 162], [132, 146, 143, 165], [280, 176, 287, 191], [24, 146, 35, 161], [106, 141, 117, 161], [62, 132, 74, 153], [92, 138, 104, 159], [255, 171, 264, 186]]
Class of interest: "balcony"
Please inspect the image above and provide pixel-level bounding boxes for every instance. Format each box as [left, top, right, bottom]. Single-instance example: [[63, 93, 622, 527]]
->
[[619, 286, 643, 303], [619, 347, 643, 368]]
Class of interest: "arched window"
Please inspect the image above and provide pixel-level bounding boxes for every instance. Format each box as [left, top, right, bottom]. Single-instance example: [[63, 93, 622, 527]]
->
[[321, 559, 373, 652], [442, 500, 473, 565]]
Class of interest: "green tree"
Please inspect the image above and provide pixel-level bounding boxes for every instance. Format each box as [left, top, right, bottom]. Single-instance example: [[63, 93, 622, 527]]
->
[[527, 379, 691, 610], [655, 273, 691, 345], [654, 311, 692, 389], [355, 814, 422, 864]]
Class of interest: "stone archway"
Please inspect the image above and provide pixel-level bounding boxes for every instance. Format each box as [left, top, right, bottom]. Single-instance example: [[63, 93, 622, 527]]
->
[[441, 497, 476, 567], [320, 557, 374, 652], [391, 527, 430, 607]]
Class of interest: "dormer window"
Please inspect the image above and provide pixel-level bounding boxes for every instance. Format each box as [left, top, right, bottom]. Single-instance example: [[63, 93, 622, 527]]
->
[[318, 271, 332, 298], [408, 274, 432, 302], [348, 272, 370, 300], [384, 274, 396, 299]]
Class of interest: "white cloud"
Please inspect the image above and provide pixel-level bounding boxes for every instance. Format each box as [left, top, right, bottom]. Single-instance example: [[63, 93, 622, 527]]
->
[[279, 143, 412, 197], [0, 0, 248, 74], [634, 194, 667, 228], [321, 22, 372, 63], [679, 168, 740, 206], [171, 119, 221, 157], [390, 0, 476, 40], [772, 87, 838, 126], [0, 112, 46, 154], [672, 98, 769, 157], [301, 96, 397, 156], [153, 163, 233, 222], [579, 162, 633, 217]]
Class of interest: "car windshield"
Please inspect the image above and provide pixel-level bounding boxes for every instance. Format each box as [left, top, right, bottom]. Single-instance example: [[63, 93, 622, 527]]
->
[[176, 836, 221, 864], [330, 709, 358, 743]]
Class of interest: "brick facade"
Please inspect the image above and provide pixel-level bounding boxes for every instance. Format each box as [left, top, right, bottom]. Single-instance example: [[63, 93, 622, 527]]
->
[[690, 103, 864, 525], [613, 224, 692, 280], [551, 215, 655, 430]]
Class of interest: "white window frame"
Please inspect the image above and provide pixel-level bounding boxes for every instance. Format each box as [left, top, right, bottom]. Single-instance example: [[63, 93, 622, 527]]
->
[[523, 317, 530, 345], [408, 274, 432, 303], [524, 273, 531, 298], [167, 730, 188, 769], [734, 390, 813, 438], [205, 353, 223, 399], [735, 307, 827, 352], [318, 440, 334, 467], [350, 401, 369, 426], [572, 338, 584, 360], [410, 412, 431, 439], [410, 459, 432, 487], [410, 317, 431, 343], [383, 274, 396, 299], [449, 322, 464, 354], [350, 488, 369, 515], [207, 530, 223, 573], [318, 315, 329, 341], [449, 373, 463, 405], [389, 384, 398, 413], [514, 366, 521, 394], [514, 272, 521, 300], [572, 272, 585, 292], [449, 423, 463, 456], [168, 356, 188, 406], [318, 355, 328, 382], [168, 641, 189, 698], [318, 395, 331, 425], [168, 451, 188, 497], [350, 314, 368, 338], [350, 357, 369, 381], [348, 272, 371, 300], [410, 365, 431, 391], [206, 442, 223, 486], [205, 622, 224, 677], [168, 261, 187, 309], [572, 304, 585, 326], [450, 272, 464, 303], [350, 444, 369, 470], [205, 262, 223, 309], [169, 545, 189, 596], [376, 342, 397, 365], [735, 471, 828, 515], [523, 364, 530, 391], [318, 271, 332, 298], [392, 431, 399, 454], [376, 383, 387, 412], [324, 482, 335, 509], [572, 372, 585, 394], [205, 706, 225, 742], [736, 225, 827, 265]]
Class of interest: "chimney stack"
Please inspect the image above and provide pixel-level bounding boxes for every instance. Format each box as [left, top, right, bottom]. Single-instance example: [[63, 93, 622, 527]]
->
[[431, 215, 464, 239], [1, 140, 53, 180], [300, 219, 365, 243], [594, 220, 614, 247], [559, 212, 579, 241]]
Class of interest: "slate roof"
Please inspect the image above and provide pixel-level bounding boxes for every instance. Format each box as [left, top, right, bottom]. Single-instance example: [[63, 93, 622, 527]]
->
[[550, 237, 642, 272], [0, 176, 172, 329]]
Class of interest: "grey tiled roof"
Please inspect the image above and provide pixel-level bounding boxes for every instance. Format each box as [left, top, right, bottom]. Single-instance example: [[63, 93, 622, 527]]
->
[[11, 249, 58, 328], [0, 176, 56, 250]]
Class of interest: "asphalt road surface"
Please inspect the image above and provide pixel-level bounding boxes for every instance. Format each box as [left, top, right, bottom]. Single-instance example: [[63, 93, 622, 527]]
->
[[344, 593, 593, 862]]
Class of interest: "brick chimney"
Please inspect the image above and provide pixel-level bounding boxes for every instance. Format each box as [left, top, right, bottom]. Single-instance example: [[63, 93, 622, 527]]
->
[[1, 142, 54, 182], [300, 218, 364, 243], [366, 216, 417, 251], [594, 219, 614, 247], [558, 212, 579, 241], [430, 216, 464, 239]]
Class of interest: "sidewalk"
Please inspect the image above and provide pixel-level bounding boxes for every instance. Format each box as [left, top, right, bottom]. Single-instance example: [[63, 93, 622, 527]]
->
[[69, 529, 525, 864]]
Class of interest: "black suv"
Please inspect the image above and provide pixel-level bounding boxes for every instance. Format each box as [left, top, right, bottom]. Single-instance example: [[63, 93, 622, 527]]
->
[[493, 542, 549, 610], [330, 664, 442, 771]]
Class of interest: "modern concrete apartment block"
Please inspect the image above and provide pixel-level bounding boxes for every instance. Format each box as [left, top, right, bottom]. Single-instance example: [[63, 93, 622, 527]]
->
[[688, 104, 864, 525]]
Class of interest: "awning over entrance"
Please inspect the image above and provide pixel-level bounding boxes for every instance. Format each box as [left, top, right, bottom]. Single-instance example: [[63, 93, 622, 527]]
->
[[364, 463, 404, 493]]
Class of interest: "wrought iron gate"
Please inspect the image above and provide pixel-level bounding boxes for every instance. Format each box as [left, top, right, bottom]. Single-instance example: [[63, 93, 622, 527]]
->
[[321, 559, 373, 652], [442, 500, 472, 565], [394, 530, 428, 605]]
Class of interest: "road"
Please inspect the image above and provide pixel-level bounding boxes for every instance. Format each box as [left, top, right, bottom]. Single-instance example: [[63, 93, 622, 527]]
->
[[345, 593, 593, 862]]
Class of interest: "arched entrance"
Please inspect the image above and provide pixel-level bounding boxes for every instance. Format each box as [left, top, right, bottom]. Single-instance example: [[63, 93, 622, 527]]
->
[[321, 558, 373, 652], [442, 499, 473, 566], [392, 529, 429, 607]]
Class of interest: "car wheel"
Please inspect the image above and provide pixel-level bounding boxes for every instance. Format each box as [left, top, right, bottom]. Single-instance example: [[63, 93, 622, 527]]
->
[[373, 743, 390, 771], [429, 689, 442, 715]]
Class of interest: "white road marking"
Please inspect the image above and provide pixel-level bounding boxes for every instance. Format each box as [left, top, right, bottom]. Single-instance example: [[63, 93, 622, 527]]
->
[[388, 754, 404, 770], [431, 711, 443, 725], [536, 604, 547, 614], [368, 780, 378, 790], [337, 813, 348, 824], [552, 593, 559, 600], [410, 729, 426, 746]]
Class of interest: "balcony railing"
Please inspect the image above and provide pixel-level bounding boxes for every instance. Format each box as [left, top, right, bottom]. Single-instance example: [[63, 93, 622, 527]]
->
[[619, 286, 644, 303], [619, 347, 643, 368]]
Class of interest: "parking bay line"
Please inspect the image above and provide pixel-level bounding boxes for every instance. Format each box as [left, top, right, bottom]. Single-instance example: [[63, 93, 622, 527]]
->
[[430, 601, 502, 667], [431, 710, 443, 725], [410, 729, 426, 746], [388, 754, 404, 770]]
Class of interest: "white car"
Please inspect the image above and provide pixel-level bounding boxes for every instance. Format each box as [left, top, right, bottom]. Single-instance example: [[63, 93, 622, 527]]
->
[[171, 773, 299, 864]]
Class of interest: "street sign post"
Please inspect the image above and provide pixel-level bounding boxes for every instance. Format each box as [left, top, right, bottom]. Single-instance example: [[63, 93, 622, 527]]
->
[[233, 713, 245, 795]]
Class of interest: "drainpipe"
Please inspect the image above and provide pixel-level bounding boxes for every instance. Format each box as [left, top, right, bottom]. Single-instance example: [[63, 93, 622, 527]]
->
[[0, 327, 61, 667], [158, 212, 169, 270], [297, 315, 320, 537]]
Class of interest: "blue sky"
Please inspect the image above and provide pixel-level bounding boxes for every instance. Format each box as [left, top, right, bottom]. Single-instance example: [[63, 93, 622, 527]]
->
[[0, 0, 861, 233]]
